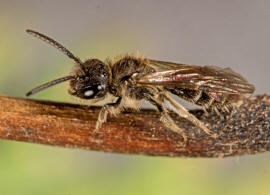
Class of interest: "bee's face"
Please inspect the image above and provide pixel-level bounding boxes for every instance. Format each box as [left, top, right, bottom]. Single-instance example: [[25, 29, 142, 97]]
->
[[68, 59, 109, 99]]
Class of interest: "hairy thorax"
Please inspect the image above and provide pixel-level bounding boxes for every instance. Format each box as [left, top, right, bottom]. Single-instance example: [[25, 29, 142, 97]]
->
[[108, 55, 156, 99]]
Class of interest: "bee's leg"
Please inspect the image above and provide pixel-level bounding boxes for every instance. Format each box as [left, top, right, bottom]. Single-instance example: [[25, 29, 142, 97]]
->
[[163, 93, 215, 136], [147, 97, 187, 142], [95, 97, 122, 132]]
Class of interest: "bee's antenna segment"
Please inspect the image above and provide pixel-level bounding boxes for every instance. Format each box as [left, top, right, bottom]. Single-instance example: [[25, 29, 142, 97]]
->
[[26, 75, 75, 97], [26, 29, 85, 70]]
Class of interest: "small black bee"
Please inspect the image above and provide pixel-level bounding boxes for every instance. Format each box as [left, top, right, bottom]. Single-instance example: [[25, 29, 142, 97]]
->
[[26, 29, 255, 141]]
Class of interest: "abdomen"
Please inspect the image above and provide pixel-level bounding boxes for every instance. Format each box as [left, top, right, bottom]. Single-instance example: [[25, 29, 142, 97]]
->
[[166, 87, 236, 111]]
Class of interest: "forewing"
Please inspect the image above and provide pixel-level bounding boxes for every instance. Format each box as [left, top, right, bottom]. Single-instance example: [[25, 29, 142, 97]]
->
[[138, 60, 255, 95], [148, 59, 187, 70]]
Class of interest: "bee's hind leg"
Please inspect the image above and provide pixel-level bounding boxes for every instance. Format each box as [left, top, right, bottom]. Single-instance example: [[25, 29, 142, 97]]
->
[[95, 97, 122, 132], [147, 97, 187, 142], [162, 93, 216, 137]]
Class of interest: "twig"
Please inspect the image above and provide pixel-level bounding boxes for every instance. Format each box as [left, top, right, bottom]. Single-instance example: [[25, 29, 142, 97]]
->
[[0, 95, 269, 157]]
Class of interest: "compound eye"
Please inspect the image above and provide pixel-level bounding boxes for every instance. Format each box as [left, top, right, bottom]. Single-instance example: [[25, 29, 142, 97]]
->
[[82, 85, 104, 99], [97, 85, 103, 90], [84, 90, 94, 97]]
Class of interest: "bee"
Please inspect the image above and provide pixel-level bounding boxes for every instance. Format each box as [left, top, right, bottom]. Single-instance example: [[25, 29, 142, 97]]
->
[[25, 29, 255, 142]]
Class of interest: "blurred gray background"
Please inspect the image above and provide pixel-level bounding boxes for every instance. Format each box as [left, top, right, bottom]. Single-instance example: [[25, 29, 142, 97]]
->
[[0, 0, 270, 195]]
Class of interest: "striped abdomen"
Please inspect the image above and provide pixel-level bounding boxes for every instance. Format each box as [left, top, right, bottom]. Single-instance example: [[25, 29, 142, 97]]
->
[[166, 87, 238, 112]]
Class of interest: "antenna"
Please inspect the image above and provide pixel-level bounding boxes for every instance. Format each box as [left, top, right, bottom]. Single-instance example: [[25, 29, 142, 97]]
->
[[26, 75, 74, 96], [26, 29, 84, 69]]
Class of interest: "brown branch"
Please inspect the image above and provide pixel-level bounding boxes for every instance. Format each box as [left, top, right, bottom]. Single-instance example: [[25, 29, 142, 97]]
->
[[0, 94, 269, 157]]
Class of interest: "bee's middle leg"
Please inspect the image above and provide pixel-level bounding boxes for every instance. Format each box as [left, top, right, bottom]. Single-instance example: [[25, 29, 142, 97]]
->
[[147, 97, 187, 142], [95, 97, 122, 132]]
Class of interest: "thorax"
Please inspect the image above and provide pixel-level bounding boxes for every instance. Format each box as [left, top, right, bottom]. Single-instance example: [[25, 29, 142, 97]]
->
[[108, 55, 155, 97]]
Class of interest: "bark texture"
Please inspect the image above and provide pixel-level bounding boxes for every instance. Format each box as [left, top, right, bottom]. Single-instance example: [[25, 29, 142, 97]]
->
[[0, 95, 269, 157]]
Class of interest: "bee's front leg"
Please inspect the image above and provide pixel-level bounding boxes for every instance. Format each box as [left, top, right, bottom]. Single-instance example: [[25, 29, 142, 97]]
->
[[95, 97, 122, 132]]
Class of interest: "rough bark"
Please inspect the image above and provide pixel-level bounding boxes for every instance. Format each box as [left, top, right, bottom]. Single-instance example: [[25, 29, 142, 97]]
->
[[0, 95, 269, 157]]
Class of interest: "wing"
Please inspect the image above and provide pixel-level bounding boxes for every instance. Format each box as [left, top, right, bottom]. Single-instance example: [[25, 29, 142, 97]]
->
[[138, 59, 255, 96], [147, 59, 187, 71]]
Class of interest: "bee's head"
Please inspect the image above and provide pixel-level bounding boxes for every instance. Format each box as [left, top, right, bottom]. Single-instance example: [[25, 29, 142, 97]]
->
[[26, 59, 110, 100], [68, 59, 109, 99], [25, 29, 110, 100]]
